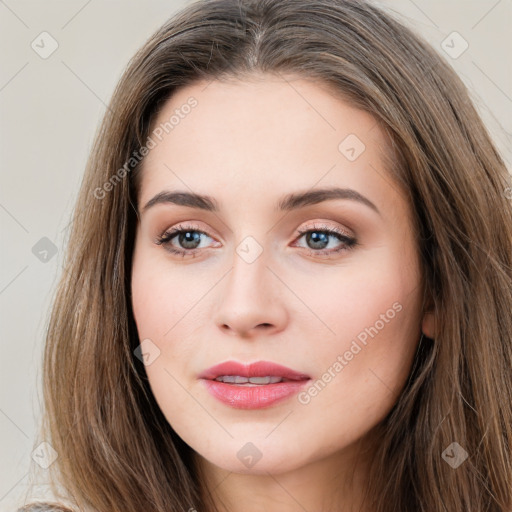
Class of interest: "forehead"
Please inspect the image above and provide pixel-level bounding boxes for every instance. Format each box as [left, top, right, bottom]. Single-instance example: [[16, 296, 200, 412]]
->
[[147, 74, 388, 159], [137, 74, 406, 219]]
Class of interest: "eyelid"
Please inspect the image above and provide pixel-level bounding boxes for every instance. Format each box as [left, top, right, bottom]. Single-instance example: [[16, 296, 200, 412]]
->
[[154, 222, 216, 245], [155, 220, 357, 257], [295, 221, 353, 238], [157, 218, 352, 238]]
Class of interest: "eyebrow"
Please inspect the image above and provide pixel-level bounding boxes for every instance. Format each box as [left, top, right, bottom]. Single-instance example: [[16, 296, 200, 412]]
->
[[141, 187, 380, 216]]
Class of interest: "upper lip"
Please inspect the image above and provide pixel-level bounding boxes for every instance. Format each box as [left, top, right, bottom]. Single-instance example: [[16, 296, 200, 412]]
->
[[199, 361, 310, 381]]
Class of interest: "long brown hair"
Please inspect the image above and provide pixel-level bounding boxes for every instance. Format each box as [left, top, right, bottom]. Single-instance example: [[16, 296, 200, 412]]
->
[[21, 0, 512, 511]]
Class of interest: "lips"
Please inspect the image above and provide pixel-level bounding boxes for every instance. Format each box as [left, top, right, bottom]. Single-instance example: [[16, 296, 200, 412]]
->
[[199, 360, 310, 381], [199, 361, 311, 409]]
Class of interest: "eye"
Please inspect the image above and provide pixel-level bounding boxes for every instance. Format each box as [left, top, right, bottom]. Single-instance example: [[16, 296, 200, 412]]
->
[[293, 223, 358, 256], [155, 222, 358, 258], [155, 223, 218, 257]]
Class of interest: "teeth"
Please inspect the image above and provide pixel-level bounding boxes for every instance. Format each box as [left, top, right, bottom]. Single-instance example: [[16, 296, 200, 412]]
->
[[249, 376, 282, 384], [214, 375, 284, 384]]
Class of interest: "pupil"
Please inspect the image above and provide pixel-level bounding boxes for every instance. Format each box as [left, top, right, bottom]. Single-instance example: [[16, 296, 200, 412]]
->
[[179, 231, 201, 249], [307, 232, 328, 249]]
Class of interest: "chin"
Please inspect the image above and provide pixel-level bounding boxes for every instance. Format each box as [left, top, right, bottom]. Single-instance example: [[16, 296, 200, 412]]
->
[[195, 438, 311, 476]]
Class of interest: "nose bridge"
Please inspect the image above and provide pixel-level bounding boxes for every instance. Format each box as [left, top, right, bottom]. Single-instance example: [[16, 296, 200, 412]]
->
[[227, 234, 272, 301], [213, 232, 286, 335]]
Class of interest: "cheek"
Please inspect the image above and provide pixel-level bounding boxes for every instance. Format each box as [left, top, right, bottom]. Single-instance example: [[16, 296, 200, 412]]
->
[[131, 248, 202, 339], [131, 269, 169, 339], [299, 247, 422, 420], [296, 243, 420, 351], [131, 254, 204, 427]]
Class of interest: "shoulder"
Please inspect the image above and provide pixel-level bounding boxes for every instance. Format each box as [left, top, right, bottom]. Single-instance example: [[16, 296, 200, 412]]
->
[[16, 503, 75, 512]]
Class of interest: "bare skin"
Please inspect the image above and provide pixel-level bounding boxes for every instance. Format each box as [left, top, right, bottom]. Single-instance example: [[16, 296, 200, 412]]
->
[[131, 72, 435, 511]]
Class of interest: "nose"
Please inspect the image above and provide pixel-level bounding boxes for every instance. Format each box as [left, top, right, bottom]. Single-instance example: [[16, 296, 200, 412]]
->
[[213, 247, 288, 339]]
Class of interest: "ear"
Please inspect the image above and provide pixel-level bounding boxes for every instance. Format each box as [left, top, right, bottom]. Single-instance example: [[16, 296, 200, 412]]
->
[[421, 309, 436, 339]]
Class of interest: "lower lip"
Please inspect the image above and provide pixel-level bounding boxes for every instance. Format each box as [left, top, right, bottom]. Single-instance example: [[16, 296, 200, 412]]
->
[[201, 379, 310, 409]]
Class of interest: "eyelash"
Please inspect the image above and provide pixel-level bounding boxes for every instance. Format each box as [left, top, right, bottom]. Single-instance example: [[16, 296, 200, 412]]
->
[[155, 222, 358, 258]]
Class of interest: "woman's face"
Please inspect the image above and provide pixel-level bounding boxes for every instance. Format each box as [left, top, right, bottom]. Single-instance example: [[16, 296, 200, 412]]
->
[[131, 73, 434, 475]]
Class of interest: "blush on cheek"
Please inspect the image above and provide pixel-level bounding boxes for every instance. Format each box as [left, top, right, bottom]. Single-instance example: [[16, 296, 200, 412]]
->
[[328, 295, 412, 378]]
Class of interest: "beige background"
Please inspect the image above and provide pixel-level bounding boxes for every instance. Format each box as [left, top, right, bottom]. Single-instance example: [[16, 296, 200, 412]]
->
[[1, 0, 511, 509]]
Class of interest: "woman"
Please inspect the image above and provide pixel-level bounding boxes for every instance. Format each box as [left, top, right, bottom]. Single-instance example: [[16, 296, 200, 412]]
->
[[19, 0, 512, 510]]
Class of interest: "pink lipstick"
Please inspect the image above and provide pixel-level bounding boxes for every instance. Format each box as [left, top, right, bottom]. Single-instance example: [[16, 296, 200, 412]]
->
[[199, 360, 311, 409]]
